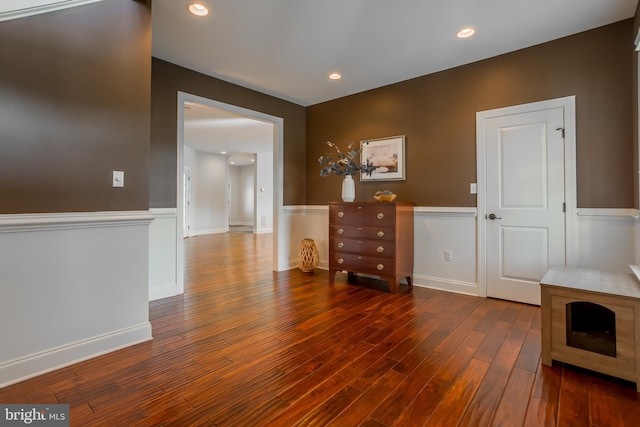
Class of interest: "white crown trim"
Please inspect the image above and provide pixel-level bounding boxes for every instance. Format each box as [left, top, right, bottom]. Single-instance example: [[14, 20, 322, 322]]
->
[[0, 0, 104, 23]]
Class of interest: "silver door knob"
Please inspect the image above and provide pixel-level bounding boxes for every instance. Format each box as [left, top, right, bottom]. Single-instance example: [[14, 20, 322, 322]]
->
[[487, 213, 502, 220]]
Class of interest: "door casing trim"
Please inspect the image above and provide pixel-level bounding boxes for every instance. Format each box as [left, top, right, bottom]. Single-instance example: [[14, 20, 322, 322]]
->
[[476, 96, 577, 298]]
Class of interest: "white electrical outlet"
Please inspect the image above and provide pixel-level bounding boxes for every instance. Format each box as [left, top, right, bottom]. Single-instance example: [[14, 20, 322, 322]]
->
[[444, 250, 453, 262]]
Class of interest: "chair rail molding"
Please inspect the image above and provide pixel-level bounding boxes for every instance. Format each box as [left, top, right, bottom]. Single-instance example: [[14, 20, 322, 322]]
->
[[576, 208, 640, 221], [0, 210, 154, 233]]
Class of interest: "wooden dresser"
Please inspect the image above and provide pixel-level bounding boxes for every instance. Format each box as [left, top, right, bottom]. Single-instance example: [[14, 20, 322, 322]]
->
[[328, 201, 414, 293]]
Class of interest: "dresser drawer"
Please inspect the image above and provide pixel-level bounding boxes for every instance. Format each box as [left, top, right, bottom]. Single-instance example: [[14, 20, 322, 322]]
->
[[329, 225, 394, 240], [329, 204, 395, 226], [332, 253, 395, 275], [331, 238, 395, 258]]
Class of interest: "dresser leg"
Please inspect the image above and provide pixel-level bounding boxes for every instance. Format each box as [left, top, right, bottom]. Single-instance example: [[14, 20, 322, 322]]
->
[[406, 276, 413, 287], [389, 279, 398, 294]]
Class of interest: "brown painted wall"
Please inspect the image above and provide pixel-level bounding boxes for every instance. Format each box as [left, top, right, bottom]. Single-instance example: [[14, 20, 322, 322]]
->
[[306, 20, 635, 208], [0, 0, 151, 213], [150, 59, 306, 208]]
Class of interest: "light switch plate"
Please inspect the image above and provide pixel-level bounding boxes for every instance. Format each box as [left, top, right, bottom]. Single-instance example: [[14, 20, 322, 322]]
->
[[470, 183, 477, 194], [113, 171, 124, 187]]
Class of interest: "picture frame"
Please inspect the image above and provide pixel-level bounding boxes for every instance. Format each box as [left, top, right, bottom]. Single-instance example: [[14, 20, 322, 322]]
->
[[360, 135, 406, 181]]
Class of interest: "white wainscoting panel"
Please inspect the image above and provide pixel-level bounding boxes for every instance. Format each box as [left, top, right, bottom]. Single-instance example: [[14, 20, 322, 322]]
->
[[283, 206, 329, 270], [576, 209, 638, 273], [283, 206, 479, 295], [0, 211, 153, 387], [149, 208, 179, 301], [413, 207, 478, 295], [283, 206, 640, 296]]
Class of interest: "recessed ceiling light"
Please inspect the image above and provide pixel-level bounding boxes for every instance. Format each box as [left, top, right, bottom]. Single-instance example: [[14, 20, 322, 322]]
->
[[188, 3, 209, 17], [328, 73, 342, 80], [456, 27, 476, 39], [221, 151, 227, 154]]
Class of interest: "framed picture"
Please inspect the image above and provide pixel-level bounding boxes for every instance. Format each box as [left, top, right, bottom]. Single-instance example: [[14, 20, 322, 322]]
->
[[360, 135, 406, 181]]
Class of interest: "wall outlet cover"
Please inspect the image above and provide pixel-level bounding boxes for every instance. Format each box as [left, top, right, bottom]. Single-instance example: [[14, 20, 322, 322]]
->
[[113, 171, 124, 187]]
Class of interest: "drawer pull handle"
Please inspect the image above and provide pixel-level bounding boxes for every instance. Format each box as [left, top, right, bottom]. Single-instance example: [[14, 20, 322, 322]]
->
[[377, 264, 384, 271], [337, 242, 344, 248], [338, 212, 344, 218], [357, 206, 363, 209], [338, 258, 344, 264], [377, 213, 385, 220], [376, 246, 384, 253], [337, 229, 344, 235], [377, 230, 385, 238], [357, 227, 362, 230], [358, 256, 362, 260]]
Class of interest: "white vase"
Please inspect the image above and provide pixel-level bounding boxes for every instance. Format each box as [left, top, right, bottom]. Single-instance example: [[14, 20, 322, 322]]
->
[[342, 175, 355, 202]]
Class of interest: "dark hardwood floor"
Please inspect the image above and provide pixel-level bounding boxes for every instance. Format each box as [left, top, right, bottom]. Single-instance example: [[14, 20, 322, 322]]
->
[[2, 232, 639, 426]]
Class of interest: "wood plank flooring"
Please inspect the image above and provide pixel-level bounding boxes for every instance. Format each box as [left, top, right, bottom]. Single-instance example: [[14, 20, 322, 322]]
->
[[1, 232, 639, 426]]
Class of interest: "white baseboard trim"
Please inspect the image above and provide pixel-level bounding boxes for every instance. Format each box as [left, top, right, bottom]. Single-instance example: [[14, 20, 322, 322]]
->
[[0, 322, 152, 388], [254, 228, 273, 234], [286, 260, 329, 271], [413, 274, 479, 296], [193, 227, 229, 236], [149, 284, 179, 301], [230, 221, 253, 226]]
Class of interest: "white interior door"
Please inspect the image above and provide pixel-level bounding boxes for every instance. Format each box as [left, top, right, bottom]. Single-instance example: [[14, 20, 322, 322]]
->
[[483, 107, 566, 305]]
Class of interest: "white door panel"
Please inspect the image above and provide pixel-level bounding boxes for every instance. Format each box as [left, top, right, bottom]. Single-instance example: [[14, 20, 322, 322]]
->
[[484, 107, 566, 305], [500, 123, 548, 208]]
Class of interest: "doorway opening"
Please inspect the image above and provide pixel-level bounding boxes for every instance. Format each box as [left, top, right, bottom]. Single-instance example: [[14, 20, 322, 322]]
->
[[176, 92, 285, 295]]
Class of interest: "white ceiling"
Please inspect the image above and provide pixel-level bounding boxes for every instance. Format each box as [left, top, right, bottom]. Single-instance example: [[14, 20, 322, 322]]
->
[[184, 102, 273, 165], [152, 0, 638, 107]]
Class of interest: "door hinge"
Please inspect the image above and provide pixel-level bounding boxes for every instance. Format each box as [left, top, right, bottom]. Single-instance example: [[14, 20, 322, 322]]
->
[[556, 127, 565, 138], [562, 202, 566, 213]]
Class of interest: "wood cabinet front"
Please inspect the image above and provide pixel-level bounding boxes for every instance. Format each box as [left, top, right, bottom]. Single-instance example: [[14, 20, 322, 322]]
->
[[328, 201, 414, 293]]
